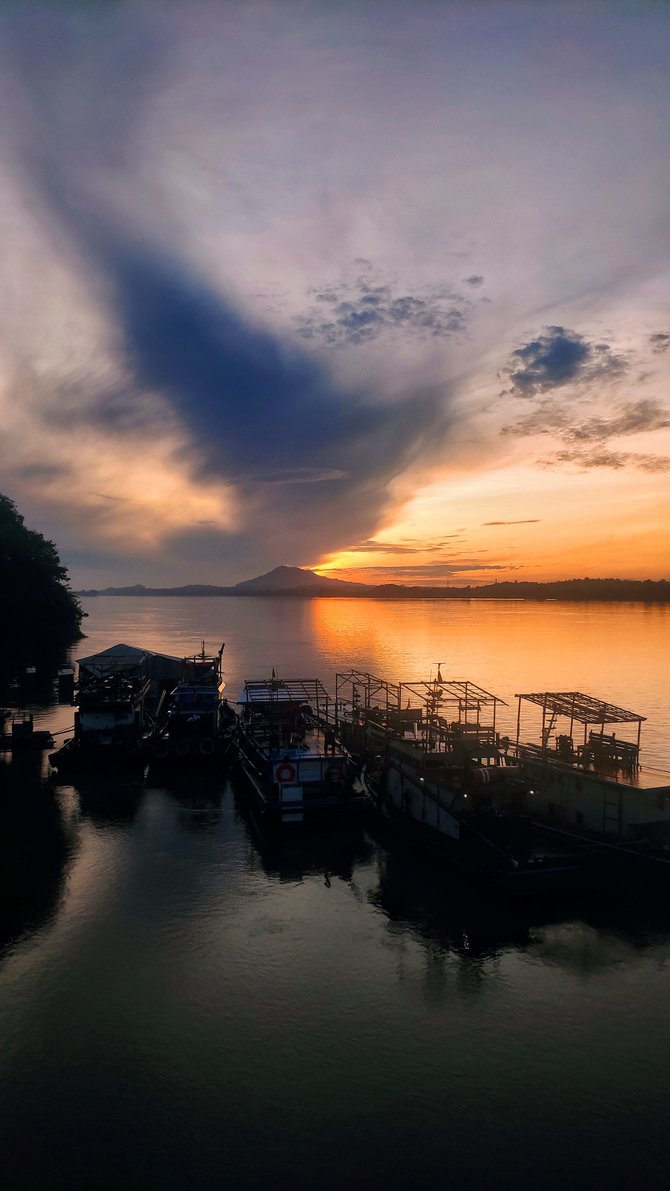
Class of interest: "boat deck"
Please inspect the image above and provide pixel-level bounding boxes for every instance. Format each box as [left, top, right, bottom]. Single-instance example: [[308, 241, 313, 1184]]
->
[[518, 747, 670, 793], [247, 725, 340, 759]]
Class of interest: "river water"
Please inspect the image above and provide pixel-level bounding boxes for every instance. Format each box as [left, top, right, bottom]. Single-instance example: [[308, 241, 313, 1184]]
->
[[1, 597, 669, 1189]]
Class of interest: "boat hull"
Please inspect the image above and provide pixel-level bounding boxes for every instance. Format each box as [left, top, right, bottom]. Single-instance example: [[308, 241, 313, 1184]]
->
[[49, 739, 146, 774], [146, 733, 233, 767], [375, 795, 585, 895], [368, 759, 586, 896], [235, 748, 367, 828]]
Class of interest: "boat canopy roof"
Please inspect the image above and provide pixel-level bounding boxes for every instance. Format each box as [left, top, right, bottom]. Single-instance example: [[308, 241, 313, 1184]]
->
[[239, 678, 331, 709], [77, 643, 184, 683], [401, 678, 505, 711], [335, 669, 504, 715], [515, 691, 646, 725]]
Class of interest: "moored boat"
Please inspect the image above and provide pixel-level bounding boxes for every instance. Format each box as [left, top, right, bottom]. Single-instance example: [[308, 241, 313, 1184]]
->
[[48, 674, 150, 772], [336, 669, 586, 895], [511, 690, 670, 881], [1, 711, 54, 752], [147, 643, 234, 765], [235, 675, 367, 826]]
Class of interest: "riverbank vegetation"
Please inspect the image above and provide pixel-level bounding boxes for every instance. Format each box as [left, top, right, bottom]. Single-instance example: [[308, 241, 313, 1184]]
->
[[0, 494, 84, 673]]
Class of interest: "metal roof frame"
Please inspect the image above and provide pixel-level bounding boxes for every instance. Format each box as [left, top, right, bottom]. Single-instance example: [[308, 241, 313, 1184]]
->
[[400, 679, 505, 716], [515, 691, 645, 725], [335, 670, 505, 734], [239, 678, 332, 711]]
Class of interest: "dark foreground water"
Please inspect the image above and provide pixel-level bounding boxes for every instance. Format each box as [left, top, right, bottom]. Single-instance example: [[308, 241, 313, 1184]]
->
[[1, 598, 669, 1189]]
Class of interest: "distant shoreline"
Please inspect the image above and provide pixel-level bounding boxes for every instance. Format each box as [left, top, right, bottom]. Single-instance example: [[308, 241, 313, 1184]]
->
[[76, 579, 670, 603]]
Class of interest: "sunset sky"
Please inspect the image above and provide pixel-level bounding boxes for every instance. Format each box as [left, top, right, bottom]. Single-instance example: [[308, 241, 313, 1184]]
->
[[1, 0, 669, 587]]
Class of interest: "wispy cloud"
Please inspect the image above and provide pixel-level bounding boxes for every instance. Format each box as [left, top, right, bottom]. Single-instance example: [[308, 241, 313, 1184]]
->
[[502, 398, 670, 444], [545, 449, 670, 472], [342, 536, 464, 554], [483, 519, 541, 526], [244, 468, 349, 486], [347, 561, 518, 581]]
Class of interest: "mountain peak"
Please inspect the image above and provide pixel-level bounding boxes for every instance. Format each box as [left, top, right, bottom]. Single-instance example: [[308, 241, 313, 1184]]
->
[[231, 565, 365, 592]]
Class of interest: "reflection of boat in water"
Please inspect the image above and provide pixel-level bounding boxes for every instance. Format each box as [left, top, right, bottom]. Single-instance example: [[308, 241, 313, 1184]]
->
[[239, 798, 374, 885], [235, 676, 367, 827], [66, 773, 147, 827], [511, 691, 670, 882], [147, 643, 235, 765], [0, 711, 53, 752], [371, 846, 562, 960], [372, 845, 670, 978], [336, 669, 586, 896], [0, 767, 76, 955], [48, 674, 150, 773]]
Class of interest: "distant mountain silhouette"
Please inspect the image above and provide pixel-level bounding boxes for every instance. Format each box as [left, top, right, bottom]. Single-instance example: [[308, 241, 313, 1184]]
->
[[76, 570, 670, 602], [230, 565, 368, 594]]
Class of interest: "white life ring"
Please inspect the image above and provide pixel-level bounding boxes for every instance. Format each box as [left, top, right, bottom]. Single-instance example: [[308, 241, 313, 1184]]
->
[[276, 761, 297, 783], [199, 737, 215, 757], [175, 739, 191, 759]]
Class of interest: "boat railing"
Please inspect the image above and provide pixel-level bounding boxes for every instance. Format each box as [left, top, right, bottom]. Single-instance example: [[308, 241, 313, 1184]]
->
[[511, 733, 641, 781]]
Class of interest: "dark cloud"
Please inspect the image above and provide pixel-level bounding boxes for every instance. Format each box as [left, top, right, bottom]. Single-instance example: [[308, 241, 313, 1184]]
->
[[462, 275, 485, 287], [502, 398, 669, 444], [24, 174, 455, 567], [1, 12, 461, 573], [502, 326, 626, 398], [295, 265, 472, 346], [483, 519, 540, 526], [650, 332, 670, 354]]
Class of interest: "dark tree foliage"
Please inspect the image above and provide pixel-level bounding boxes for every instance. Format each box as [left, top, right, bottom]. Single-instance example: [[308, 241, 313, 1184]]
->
[[0, 494, 84, 671]]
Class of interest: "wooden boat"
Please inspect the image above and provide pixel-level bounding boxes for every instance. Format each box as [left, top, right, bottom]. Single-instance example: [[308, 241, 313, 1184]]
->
[[335, 669, 586, 895], [48, 674, 150, 772], [235, 675, 367, 826], [147, 643, 234, 765]]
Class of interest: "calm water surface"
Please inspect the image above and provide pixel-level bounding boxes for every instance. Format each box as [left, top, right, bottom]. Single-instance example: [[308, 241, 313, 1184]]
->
[[1, 598, 669, 1189]]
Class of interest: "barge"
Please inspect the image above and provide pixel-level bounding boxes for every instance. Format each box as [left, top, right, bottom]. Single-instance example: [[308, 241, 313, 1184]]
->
[[336, 669, 586, 895], [512, 691, 670, 881], [235, 676, 367, 826]]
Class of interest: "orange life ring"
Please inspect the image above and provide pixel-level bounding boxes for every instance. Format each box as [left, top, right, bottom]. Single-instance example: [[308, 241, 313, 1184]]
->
[[326, 761, 343, 783], [276, 761, 297, 783]]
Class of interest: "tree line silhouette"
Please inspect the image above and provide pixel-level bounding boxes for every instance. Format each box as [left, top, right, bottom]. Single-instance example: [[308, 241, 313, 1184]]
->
[[0, 493, 84, 674]]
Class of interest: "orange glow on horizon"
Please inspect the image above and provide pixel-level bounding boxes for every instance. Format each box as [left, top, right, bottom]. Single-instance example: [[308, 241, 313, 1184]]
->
[[313, 461, 670, 585]]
